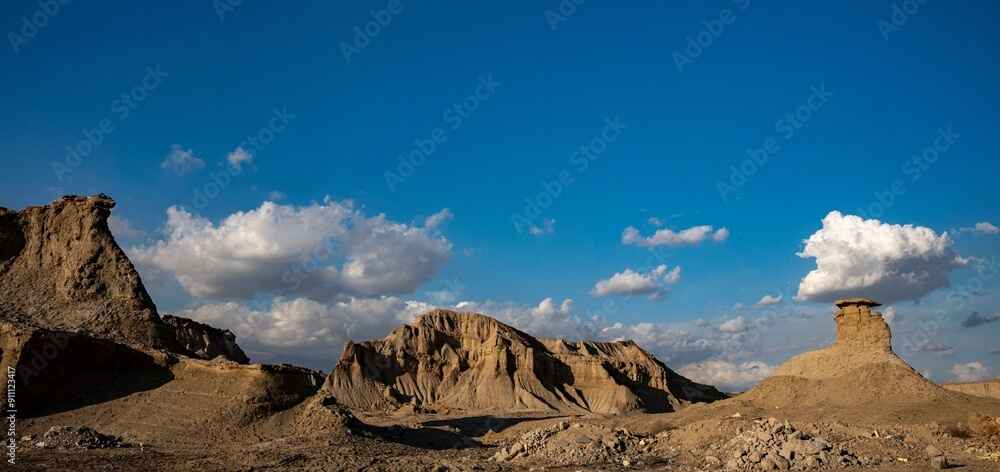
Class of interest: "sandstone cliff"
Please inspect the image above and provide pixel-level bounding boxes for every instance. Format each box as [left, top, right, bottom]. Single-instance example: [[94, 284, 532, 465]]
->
[[324, 309, 725, 415], [0, 195, 172, 348]]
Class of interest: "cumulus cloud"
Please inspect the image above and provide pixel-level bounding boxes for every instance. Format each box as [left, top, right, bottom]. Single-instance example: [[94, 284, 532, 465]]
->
[[226, 146, 253, 171], [423, 208, 454, 229], [756, 294, 783, 306], [950, 361, 992, 382], [718, 316, 747, 333], [182, 296, 433, 369], [961, 311, 1000, 328], [591, 265, 682, 299], [882, 306, 900, 325], [621, 224, 729, 248], [161, 144, 205, 175], [131, 199, 452, 300], [108, 216, 144, 240], [679, 360, 774, 392], [528, 218, 556, 236], [796, 211, 967, 304]]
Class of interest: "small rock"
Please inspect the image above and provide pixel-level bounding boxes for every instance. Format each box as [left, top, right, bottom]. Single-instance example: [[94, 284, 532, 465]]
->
[[931, 455, 950, 469]]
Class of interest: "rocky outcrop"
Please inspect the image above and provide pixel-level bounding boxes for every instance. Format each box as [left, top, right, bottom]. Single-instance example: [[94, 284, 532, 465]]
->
[[0, 195, 173, 349], [942, 380, 1000, 399], [745, 298, 955, 408], [324, 309, 724, 415], [162, 314, 250, 364]]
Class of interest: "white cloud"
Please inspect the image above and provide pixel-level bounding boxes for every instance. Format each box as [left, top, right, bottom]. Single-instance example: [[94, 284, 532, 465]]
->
[[950, 361, 992, 382], [131, 198, 452, 300], [970, 222, 999, 235], [226, 146, 253, 171], [591, 265, 681, 299], [718, 316, 747, 333], [182, 296, 433, 369], [882, 306, 899, 325], [161, 144, 205, 175], [679, 360, 775, 392], [426, 289, 459, 304], [266, 191, 287, 202], [621, 224, 729, 248], [647, 217, 664, 228], [108, 215, 144, 240], [796, 211, 967, 304], [528, 218, 556, 236], [423, 208, 453, 229], [756, 294, 783, 306]]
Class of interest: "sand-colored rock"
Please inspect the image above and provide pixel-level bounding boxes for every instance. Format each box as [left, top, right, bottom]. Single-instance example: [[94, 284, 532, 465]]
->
[[745, 298, 956, 409], [0, 195, 173, 348], [942, 379, 1000, 400], [324, 309, 724, 415]]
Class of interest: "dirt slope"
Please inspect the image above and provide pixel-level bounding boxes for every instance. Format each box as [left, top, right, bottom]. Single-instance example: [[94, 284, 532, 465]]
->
[[324, 309, 724, 415], [943, 379, 1000, 399]]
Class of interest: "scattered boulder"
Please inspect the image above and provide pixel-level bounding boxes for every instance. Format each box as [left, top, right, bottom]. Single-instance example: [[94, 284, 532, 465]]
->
[[33, 426, 130, 449], [724, 418, 859, 470], [491, 421, 656, 467], [324, 309, 725, 415]]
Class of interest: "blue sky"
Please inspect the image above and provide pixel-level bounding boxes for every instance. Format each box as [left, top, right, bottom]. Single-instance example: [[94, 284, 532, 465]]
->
[[2, 1, 998, 389]]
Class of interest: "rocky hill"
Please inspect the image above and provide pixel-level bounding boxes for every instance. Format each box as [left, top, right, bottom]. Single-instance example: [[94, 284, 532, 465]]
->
[[324, 309, 724, 415]]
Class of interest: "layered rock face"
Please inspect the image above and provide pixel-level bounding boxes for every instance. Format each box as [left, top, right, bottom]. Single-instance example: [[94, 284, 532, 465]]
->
[[832, 297, 891, 351], [162, 314, 250, 364], [0, 195, 172, 348], [324, 309, 724, 415]]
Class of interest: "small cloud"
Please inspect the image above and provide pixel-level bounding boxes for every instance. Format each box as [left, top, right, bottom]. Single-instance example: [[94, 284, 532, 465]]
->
[[424, 208, 454, 229], [266, 191, 287, 202], [161, 144, 205, 175], [528, 218, 556, 236], [882, 306, 900, 325], [960, 222, 999, 235], [950, 361, 992, 382], [591, 264, 681, 300], [108, 216, 144, 240], [622, 224, 729, 248], [732, 303, 745, 310], [718, 316, 747, 333], [647, 217, 664, 228], [227, 146, 254, 171], [911, 342, 953, 355], [961, 311, 1000, 328], [756, 294, 783, 307]]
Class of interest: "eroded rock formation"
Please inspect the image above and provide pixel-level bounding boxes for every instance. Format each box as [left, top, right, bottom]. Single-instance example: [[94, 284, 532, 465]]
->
[[324, 309, 724, 415], [162, 314, 250, 364], [745, 298, 956, 408], [0, 195, 172, 348]]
